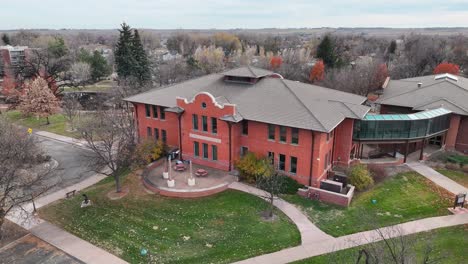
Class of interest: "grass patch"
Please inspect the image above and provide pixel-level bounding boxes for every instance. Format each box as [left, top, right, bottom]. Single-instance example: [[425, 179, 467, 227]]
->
[[293, 225, 468, 264], [436, 169, 468, 188], [282, 172, 451, 237], [39, 173, 300, 264], [5, 110, 84, 138], [62, 80, 114, 92]]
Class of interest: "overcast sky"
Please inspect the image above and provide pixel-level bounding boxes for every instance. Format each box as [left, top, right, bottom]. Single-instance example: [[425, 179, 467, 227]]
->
[[2, 0, 468, 29]]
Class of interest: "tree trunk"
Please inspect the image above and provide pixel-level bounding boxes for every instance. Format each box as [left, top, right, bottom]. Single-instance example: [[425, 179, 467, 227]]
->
[[269, 196, 274, 218], [0, 210, 5, 241], [46, 116, 50, 125], [115, 174, 121, 193]]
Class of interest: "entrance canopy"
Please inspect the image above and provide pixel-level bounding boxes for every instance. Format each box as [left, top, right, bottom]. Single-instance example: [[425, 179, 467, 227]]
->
[[353, 108, 451, 141]]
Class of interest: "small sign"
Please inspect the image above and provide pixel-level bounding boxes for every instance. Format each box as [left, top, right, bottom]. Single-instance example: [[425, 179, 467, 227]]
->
[[453, 193, 466, 209], [27, 128, 33, 134]]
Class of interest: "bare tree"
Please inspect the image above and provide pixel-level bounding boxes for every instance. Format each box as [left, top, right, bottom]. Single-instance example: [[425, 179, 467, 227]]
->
[[78, 108, 136, 193], [62, 96, 82, 131], [0, 117, 58, 238], [256, 169, 283, 219], [67, 62, 92, 86]]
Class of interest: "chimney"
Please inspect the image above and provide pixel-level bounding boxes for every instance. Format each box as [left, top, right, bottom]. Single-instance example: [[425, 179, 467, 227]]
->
[[417, 82, 422, 88]]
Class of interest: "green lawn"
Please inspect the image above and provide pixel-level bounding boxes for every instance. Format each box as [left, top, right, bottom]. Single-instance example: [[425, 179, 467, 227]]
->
[[436, 169, 468, 188], [39, 173, 300, 264], [282, 172, 451, 237], [293, 225, 468, 264], [5, 110, 80, 138], [61, 80, 114, 92]]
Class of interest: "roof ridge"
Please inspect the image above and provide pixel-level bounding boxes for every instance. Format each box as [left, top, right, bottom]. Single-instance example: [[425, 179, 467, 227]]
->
[[124, 73, 222, 101], [279, 79, 329, 132], [380, 80, 448, 102], [246, 66, 257, 77], [414, 97, 468, 113]]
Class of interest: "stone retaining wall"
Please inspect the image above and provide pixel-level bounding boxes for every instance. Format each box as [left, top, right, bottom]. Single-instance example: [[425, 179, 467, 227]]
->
[[298, 185, 355, 207]]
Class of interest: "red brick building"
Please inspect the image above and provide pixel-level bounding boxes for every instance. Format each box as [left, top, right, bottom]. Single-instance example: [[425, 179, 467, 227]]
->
[[0, 45, 29, 93], [125, 67, 370, 187], [376, 73, 468, 154]]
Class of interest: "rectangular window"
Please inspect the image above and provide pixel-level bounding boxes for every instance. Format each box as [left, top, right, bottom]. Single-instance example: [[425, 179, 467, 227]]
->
[[202, 143, 209, 159], [194, 141, 199, 157], [145, 104, 151, 117], [162, 129, 167, 144], [291, 128, 299, 145], [211, 117, 217, 134], [241, 146, 248, 157], [154, 128, 159, 141], [242, 120, 248, 135], [290, 156, 297, 174], [268, 124, 275, 140], [268, 151, 275, 165], [212, 145, 218, 161], [192, 114, 198, 130], [147, 127, 152, 137], [160, 106, 166, 120], [279, 126, 287, 142], [279, 154, 286, 171], [202, 116, 208, 132], [152, 105, 158, 118], [324, 153, 329, 170]]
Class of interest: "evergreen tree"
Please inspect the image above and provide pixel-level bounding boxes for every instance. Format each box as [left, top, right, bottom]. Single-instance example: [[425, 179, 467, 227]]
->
[[115, 23, 136, 79], [1, 34, 10, 45], [316, 35, 336, 68], [131, 29, 151, 84], [90, 50, 111, 81]]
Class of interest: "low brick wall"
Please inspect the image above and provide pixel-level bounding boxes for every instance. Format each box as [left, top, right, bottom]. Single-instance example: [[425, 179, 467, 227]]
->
[[298, 185, 355, 207]]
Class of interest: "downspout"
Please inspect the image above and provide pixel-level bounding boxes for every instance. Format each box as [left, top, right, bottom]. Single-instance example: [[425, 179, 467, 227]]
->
[[331, 128, 337, 168], [178, 113, 183, 160], [308, 131, 315, 187], [228, 122, 232, 171]]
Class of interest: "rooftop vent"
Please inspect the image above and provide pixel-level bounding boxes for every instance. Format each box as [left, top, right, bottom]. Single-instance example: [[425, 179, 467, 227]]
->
[[434, 73, 458, 82]]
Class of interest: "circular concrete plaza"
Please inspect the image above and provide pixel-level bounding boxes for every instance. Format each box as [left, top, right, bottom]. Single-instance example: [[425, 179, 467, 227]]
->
[[143, 160, 237, 198]]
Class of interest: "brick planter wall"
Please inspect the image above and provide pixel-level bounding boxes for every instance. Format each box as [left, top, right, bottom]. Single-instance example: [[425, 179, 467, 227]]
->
[[298, 185, 355, 207]]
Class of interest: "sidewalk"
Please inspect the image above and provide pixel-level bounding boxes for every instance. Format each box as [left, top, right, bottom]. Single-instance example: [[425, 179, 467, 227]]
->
[[229, 182, 334, 245], [31, 222, 127, 264], [233, 214, 468, 264], [34, 130, 89, 149], [407, 162, 468, 200]]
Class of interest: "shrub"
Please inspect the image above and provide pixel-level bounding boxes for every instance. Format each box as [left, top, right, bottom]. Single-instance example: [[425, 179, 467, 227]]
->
[[447, 154, 468, 166], [348, 164, 374, 191], [256, 173, 304, 195], [235, 152, 273, 183], [134, 139, 165, 167], [367, 164, 388, 183], [445, 162, 461, 170], [462, 165, 468, 173]]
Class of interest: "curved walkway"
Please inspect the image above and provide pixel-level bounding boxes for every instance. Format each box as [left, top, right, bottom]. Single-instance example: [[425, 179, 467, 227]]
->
[[233, 213, 468, 264], [229, 182, 333, 245], [408, 162, 468, 200]]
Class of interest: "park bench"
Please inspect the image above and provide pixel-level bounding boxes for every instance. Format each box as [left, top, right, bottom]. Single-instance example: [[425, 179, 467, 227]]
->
[[66, 190, 76, 198]]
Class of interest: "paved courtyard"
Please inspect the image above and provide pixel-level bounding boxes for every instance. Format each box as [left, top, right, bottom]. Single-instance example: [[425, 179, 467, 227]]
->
[[145, 160, 237, 192]]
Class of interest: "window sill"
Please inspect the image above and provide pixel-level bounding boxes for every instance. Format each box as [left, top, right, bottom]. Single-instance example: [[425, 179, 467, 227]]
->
[[291, 143, 299, 146], [268, 139, 276, 142], [279, 141, 287, 144]]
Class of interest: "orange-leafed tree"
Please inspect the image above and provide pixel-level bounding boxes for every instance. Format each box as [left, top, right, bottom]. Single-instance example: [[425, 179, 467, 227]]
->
[[270, 56, 283, 70], [18, 77, 60, 125], [309, 60, 325, 83], [433, 62, 460, 75], [372, 63, 388, 88]]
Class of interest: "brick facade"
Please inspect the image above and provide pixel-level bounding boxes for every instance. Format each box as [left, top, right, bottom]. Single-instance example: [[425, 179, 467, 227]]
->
[[133, 91, 356, 187]]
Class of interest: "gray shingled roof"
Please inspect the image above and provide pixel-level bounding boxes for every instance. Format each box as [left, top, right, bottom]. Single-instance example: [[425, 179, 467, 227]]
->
[[222, 66, 273, 78], [378, 74, 468, 116], [125, 67, 369, 132]]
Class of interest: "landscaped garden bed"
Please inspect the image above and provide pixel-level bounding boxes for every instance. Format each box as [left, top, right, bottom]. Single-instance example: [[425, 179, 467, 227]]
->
[[293, 225, 468, 264], [282, 171, 452, 237], [39, 172, 300, 264]]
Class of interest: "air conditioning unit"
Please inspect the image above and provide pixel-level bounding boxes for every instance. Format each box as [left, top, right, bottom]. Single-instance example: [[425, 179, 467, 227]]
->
[[320, 179, 343, 193]]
